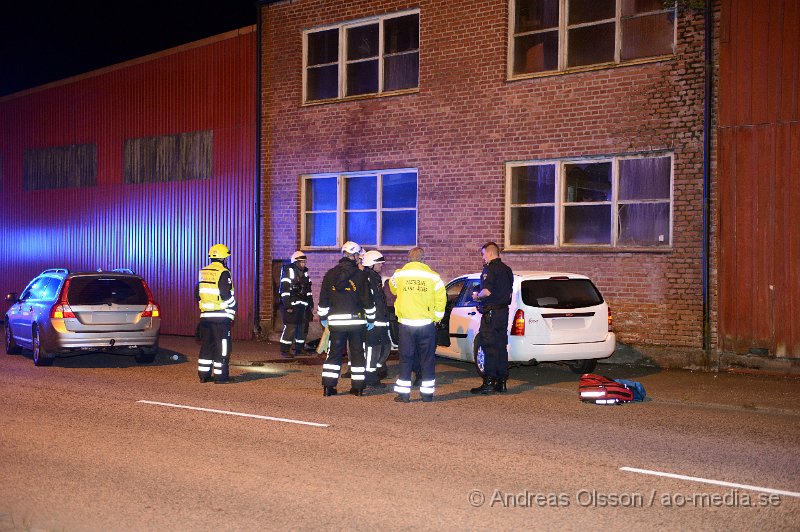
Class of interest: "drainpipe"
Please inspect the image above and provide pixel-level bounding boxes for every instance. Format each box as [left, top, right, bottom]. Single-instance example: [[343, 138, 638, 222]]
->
[[702, 1, 714, 363], [254, 5, 263, 338]]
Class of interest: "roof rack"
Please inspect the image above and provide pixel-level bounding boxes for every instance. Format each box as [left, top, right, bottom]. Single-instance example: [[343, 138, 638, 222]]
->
[[111, 268, 136, 274], [40, 268, 69, 275]]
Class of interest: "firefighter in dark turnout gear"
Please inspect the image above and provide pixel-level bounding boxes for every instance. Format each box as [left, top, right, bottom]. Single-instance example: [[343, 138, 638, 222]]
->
[[279, 251, 313, 357], [362, 250, 391, 387], [471, 242, 514, 394], [196, 243, 237, 384], [317, 241, 376, 396]]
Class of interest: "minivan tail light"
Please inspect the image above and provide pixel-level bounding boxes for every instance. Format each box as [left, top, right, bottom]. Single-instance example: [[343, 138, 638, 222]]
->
[[510, 309, 525, 336], [608, 306, 613, 331], [140, 280, 160, 318], [141, 303, 160, 318], [50, 279, 75, 319]]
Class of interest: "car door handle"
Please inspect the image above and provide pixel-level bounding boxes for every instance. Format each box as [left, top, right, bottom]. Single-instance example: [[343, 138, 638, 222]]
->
[[468, 311, 477, 315]]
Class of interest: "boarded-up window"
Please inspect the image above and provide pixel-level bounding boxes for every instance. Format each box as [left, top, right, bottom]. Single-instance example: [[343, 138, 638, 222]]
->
[[124, 130, 213, 184], [23, 144, 97, 190]]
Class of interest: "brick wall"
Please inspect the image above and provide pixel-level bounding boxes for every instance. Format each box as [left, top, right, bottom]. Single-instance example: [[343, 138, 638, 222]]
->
[[259, 1, 710, 365]]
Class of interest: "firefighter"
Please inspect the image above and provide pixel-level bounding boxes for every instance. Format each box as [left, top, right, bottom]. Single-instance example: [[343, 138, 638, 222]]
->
[[279, 251, 313, 358], [390, 247, 446, 403], [362, 250, 391, 388], [196, 243, 236, 384], [317, 241, 376, 397], [470, 241, 514, 394]]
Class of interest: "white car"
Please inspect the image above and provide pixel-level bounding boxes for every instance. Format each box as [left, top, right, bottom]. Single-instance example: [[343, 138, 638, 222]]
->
[[435, 271, 615, 374]]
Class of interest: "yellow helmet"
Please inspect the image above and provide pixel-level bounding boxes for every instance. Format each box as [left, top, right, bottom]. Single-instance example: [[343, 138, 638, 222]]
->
[[208, 244, 231, 259]]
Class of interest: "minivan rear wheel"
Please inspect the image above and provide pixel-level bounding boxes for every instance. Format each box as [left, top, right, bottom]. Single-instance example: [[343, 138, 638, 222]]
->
[[565, 359, 597, 374], [472, 336, 486, 377], [32, 326, 54, 366], [5, 322, 22, 354]]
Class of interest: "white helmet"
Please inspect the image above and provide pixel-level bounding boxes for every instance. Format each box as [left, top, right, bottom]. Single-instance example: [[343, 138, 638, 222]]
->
[[290, 251, 307, 263], [362, 250, 385, 268], [341, 241, 362, 255]]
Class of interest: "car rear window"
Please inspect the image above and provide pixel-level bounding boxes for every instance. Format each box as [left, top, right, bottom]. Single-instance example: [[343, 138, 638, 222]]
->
[[67, 276, 148, 306], [520, 279, 604, 309]]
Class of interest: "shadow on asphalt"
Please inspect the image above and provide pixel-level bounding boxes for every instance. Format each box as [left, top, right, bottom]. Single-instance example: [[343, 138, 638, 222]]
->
[[12, 348, 188, 369], [276, 351, 662, 402], [405, 359, 661, 403]]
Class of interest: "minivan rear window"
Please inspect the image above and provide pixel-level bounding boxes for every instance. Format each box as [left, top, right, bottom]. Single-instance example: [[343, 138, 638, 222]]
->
[[521, 279, 603, 309], [67, 276, 148, 306]]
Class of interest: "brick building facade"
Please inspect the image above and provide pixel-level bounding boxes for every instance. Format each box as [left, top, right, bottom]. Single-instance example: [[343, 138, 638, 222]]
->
[[257, 0, 714, 367]]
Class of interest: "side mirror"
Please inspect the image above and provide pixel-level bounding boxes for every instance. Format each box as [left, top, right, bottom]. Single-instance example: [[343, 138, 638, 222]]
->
[[5, 292, 19, 303]]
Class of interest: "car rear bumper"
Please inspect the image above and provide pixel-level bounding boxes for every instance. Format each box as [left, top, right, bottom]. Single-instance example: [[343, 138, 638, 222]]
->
[[40, 322, 160, 352], [508, 332, 615, 363]]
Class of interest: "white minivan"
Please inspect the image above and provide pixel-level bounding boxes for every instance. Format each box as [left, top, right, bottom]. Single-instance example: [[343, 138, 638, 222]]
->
[[435, 271, 615, 374]]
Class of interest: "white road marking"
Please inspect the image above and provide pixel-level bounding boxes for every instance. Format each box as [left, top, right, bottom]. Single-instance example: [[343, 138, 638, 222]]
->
[[620, 467, 800, 498], [137, 400, 329, 428]]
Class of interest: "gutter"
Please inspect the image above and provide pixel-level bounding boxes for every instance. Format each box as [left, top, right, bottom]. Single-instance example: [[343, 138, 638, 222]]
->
[[702, 1, 714, 360]]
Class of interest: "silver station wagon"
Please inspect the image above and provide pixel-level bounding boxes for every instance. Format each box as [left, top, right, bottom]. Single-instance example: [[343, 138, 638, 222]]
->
[[435, 271, 616, 374], [4, 269, 161, 366]]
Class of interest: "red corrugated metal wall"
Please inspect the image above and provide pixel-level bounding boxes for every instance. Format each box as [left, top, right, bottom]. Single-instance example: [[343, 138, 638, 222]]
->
[[718, 0, 800, 357], [0, 28, 256, 339]]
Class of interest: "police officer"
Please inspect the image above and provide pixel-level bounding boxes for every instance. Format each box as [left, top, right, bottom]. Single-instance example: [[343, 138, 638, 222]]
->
[[279, 251, 313, 358], [317, 241, 376, 397], [390, 247, 446, 403], [471, 242, 514, 394], [196, 244, 237, 384], [362, 250, 391, 388]]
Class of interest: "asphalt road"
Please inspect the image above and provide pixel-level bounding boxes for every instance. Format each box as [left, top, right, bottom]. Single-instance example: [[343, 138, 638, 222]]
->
[[1, 337, 799, 531]]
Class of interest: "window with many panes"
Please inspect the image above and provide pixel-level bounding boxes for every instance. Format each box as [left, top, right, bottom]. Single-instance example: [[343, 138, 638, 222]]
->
[[506, 153, 672, 248], [510, 0, 675, 77], [304, 10, 420, 103], [302, 169, 418, 248]]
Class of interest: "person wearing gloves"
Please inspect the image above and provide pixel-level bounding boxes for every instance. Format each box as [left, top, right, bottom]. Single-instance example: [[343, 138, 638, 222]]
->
[[317, 241, 376, 397], [362, 250, 391, 388], [278, 251, 313, 358]]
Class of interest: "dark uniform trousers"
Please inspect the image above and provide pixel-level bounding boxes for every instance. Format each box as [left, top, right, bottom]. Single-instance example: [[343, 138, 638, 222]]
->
[[322, 325, 367, 391], [365, 324, 391, 383], [197, 318, 233, 382], [479, 307, 509, 380], [280, 305, 309, 354], [395, 323, 437, 396]]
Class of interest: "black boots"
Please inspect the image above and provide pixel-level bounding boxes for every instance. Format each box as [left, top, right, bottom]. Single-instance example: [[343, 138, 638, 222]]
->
[[494, 378, 507, 393], [394, 393, 410, 403], [470, 376, 496, 395], [323, 386, 338, 397], [349, 388, 364, 396]]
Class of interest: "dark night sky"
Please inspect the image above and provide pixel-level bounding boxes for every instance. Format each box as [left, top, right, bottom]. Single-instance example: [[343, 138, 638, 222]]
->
[[0, 0, 258, 97]]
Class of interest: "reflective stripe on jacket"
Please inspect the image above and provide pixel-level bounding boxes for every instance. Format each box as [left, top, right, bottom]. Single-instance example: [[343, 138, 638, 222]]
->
[[198, 261, 236, 320], [389, 261, 446, 326]]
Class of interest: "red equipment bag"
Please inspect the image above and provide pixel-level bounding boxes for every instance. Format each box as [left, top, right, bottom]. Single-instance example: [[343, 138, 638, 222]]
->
[[579, 374, 634, 405]]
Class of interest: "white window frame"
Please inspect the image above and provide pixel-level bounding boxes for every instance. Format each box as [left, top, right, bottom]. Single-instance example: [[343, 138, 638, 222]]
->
[[505, 152, 673, 249], [300, 168, 418, 250], [507, 0, 676, 79], [302, 9, 420, 104]]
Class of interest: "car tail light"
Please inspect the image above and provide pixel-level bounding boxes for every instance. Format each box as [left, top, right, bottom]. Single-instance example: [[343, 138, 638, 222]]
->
[[510, 309, 525, 336], [607, 306, 613, 331], [50, 279, 75, 319], [141, 280, 160, 318], [141, 303, 160, 318]]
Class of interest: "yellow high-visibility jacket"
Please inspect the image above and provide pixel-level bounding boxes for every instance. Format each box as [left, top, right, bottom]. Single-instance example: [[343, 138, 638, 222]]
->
[[197, 261, 236, 320], [389, 261, 446, 326]]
